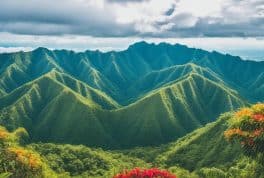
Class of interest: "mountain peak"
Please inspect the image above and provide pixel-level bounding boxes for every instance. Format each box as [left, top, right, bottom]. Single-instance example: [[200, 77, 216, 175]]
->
[[128, 41, 154, 49], [33, 47, 50, 53]]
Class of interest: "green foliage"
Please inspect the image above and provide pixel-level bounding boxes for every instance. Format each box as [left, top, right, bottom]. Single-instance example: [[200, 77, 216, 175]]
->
[[30, 143, 149, 177], [196, 167, 227, 178], [168, 166, 199, 178], [1, 112, 264, 178], [13, 127, 30, 145], [0, 173, 12, 178], [0, 126, 58, 178], [225, 157, 264, 178]]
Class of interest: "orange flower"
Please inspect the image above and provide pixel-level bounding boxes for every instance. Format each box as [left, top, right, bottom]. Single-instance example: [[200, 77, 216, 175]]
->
[[0, 130, 8, 140], [224, 128, 244, 139], [7, 147, 42, 170], [235, 108, 252, 118]]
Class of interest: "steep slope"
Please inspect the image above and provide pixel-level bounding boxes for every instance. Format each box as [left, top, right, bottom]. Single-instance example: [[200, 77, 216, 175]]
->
[[0, 74, 118, 147], [47, 70, 119, 109], [106, 73, 246, 147], [0, 48, 63, 94], [0, 42, 263, 104], [0, 71, 247, 148], [155, 113, 241, 171], [0, 88, 5, 97], [126, 63, 229, 103], [0, 42, 262, 148]]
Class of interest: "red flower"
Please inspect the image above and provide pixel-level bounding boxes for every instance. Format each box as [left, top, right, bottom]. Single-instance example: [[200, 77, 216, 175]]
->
[[113, 168, 176, 178], [252, 114, 264, 122]]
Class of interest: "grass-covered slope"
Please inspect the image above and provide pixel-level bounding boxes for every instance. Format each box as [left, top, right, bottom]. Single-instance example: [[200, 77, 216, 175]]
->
[[105, 73, 246, 147], [0, 73, 120, 147], [0, 71, 246, 148], [155, 113, 241, 170], [0, 89, 5, 97], [0, 41, 261, 148], [125, 63, 228, 103], [47, 70, 119, 109], [0, 42, 263, 104], [0, 48, 63, 94]]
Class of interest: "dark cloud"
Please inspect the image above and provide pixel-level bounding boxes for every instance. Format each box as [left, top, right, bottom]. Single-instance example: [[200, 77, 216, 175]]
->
[[0, 0, 137, 37], [0, 0, 263, 38], [164, 4, 175, 16]]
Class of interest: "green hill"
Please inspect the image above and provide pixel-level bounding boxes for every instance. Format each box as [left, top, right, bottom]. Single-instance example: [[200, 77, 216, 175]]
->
[[0, 72, 120, 147], [0, 42, 263, 104], [126, 63, 231, 102], [108, 73, 246, 147], [0, 41, 262, 149], [0, 70, 246, 148], [155, 113, 241, 170]]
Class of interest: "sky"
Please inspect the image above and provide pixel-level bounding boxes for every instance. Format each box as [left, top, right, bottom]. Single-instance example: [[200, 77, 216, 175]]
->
[[0, 0, 264, 60]]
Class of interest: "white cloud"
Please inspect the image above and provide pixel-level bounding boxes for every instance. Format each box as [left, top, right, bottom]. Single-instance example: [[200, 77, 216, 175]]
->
[[0, 47, 33, 53], [1, 32, 264, 53], [175, 0, 223, 18], [0, 0, 263, 38]]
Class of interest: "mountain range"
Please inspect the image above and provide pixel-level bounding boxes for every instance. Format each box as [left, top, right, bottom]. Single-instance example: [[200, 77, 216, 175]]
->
[[0, 41, 263, 148]]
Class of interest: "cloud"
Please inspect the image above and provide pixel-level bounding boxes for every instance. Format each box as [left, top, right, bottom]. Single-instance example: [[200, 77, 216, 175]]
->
[[0, 0, 137, 37], [0, 0, 263, 38], [107, 0, 148, 3], [0, 47, 33, 53], [164, 4, 176, 16]]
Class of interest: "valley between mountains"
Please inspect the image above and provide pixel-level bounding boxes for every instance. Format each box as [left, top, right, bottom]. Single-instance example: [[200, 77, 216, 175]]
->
[[0, 41, 263, 177], [0, 41, 263, 148]]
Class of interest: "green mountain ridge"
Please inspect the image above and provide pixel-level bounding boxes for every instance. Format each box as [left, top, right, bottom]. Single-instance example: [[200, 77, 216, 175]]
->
[[0, 41, 262, 149], [125, 63, 229, 104], [0, 69, 247, 148], [108, 73, 246, 147], [1, 42, 263, 104]]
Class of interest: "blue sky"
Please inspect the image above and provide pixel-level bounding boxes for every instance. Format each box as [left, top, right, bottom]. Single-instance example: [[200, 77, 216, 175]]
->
[[0, 0, 263, 60]]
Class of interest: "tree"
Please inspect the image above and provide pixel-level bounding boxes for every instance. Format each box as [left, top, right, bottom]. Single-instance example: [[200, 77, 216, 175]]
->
[[224, 103, 264, 157]]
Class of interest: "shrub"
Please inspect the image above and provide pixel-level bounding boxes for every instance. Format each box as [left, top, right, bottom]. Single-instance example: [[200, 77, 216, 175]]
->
[[224, 103, 264, 156]]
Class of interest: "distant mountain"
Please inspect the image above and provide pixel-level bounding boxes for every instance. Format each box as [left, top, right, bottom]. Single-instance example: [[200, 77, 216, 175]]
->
[[0, 41, 263, 148]]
